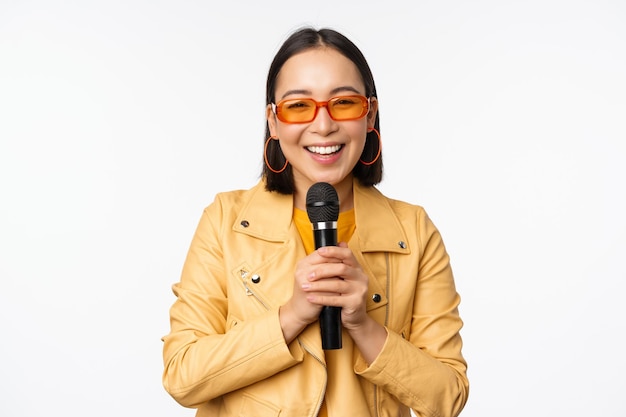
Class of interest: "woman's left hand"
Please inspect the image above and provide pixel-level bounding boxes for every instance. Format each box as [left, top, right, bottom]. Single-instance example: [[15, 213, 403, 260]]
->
[[303, 242, 388, 363], [301, 242, 370, 330]]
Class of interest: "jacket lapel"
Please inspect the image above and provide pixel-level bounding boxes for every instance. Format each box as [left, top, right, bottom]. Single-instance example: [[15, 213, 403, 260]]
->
[[234, 182, 294, 243], [353, 181, 411, 254]]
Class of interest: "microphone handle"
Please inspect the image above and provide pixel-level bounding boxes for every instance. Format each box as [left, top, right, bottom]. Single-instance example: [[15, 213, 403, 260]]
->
[[313, 226, 342, 350], [320, 306, 342, 350], [312, 224, 337, 248]]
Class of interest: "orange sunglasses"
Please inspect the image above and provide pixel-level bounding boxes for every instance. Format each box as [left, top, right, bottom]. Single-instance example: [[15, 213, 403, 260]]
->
[[272, 95, 370, 123]]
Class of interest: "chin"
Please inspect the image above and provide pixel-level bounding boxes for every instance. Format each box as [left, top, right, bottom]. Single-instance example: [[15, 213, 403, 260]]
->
[[311, 173, 350, 187]]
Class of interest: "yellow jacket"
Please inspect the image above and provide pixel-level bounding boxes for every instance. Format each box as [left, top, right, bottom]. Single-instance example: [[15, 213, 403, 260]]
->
[[162, 180, 469, 417]]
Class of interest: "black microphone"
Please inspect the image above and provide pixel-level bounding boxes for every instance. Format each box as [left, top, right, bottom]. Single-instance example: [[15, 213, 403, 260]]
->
[[306, 182, 342, 350]]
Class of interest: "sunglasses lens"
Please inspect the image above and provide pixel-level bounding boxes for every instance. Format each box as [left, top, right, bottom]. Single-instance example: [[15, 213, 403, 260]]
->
[[277, 99, 317, 123], [276, 95, 369, 123], [328, 96, 368, 120]]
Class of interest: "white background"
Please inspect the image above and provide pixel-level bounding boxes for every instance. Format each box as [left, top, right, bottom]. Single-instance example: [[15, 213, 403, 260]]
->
[[1, 1, 625, 416]]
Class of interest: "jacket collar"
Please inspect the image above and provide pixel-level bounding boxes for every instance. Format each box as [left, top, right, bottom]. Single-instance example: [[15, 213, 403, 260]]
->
[[234, 180, 294, 243], [235, 179, 410, 254], [353, 182, 410, 254]]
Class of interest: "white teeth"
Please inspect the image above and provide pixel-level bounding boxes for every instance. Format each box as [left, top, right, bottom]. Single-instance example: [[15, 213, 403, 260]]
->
[[307, 145, 341, 155]]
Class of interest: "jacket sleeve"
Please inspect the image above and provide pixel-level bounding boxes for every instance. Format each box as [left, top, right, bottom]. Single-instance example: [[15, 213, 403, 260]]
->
[[355, 208, 469, 417], [161, 199, 304, 408]]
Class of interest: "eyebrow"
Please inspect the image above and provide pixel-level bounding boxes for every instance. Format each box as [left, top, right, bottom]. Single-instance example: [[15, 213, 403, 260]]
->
[[280, 85, 363, 100]]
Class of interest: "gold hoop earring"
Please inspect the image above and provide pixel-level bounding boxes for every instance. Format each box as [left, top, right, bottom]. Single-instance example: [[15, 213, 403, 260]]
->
[[359, 128, 382, 166], [264, 136, 289, 174]]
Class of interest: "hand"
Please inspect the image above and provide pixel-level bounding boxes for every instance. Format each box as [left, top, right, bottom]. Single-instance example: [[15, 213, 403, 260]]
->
[[279, 245, 344, 342], [305, 242, 388, 364], [300, 242, 370, 331], [280, 242, 387, 362]]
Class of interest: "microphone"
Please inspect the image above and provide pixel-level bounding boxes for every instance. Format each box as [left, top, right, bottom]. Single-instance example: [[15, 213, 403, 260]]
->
[[306, 182, 342, 350]]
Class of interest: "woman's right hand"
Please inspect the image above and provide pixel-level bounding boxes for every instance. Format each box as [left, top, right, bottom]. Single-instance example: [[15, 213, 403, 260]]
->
[[278, 249, 342, 343]]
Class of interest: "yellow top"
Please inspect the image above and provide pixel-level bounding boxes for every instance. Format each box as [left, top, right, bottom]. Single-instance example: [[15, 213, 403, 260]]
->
[[293, 207, 355, 417], [293, 208, 356, 255]]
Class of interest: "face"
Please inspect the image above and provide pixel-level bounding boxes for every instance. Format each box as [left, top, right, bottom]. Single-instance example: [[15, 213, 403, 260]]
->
[[267, 47, 378, 199]]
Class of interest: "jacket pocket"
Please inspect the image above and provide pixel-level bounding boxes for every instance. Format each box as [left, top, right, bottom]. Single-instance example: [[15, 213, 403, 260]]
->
[[239, 392, 280, 417]]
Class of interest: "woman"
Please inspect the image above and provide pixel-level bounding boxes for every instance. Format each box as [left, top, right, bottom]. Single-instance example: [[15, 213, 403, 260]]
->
[[162, 27, 469, 417]]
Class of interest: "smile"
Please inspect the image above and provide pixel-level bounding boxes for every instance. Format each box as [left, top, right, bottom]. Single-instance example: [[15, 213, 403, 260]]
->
[[306, 145, 343, 155]]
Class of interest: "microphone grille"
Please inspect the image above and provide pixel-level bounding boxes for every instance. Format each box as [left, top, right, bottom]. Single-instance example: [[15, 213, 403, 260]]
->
[[306, 182, 339, 223]]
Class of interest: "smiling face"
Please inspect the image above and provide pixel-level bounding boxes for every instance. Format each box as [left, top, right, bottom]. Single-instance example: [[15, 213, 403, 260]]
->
[[267, 47, 378, 208]]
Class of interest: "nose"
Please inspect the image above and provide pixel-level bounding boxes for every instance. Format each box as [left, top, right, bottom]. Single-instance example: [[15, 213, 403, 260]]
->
[[311, 103, 337, 134]]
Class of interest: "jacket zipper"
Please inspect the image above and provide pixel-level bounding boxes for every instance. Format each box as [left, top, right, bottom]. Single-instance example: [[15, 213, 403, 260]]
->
[[373, 253, 392, 417], [240, 269, 327, 417], [384, 253, 391, 328], [299, 340, 327, 417], [240, 269, 270, 310]]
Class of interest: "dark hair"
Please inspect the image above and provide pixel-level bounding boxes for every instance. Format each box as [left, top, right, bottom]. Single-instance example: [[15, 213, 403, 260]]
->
[[263, 27, 382, 194]]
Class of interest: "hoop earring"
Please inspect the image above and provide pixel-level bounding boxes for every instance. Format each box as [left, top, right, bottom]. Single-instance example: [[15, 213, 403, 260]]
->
[[264, 136, 289, 174], [359, 128, 382, 166]]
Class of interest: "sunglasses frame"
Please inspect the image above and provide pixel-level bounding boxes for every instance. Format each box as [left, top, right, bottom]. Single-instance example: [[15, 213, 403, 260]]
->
[[271, 95, 370, 124]]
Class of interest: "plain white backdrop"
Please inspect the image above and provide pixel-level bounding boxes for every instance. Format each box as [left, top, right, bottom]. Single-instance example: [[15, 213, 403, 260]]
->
[[1, 1, 625, 415]]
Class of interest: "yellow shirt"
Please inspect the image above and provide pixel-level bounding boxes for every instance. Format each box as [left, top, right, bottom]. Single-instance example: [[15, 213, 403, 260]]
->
[[293, 208, 355, 417], [293, 208, 356, 255]]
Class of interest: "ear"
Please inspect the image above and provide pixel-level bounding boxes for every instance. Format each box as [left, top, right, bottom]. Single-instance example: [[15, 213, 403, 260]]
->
[[266, 104, 278, 137], [366, 97, 378, 129]]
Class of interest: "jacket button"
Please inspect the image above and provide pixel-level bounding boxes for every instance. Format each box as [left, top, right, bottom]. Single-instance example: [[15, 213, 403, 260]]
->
[[398, 241, 406, 249], [372, 293, 382, 303], [240, 220, 250, 228], [251, 274, 261, 284]]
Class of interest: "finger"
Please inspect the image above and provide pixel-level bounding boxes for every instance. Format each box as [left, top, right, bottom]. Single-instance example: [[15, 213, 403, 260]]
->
[[302, 277, 349, 295], [317, 246, 356, 265], [307, 263, 352, 283], [306, 249, 343, 266]]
